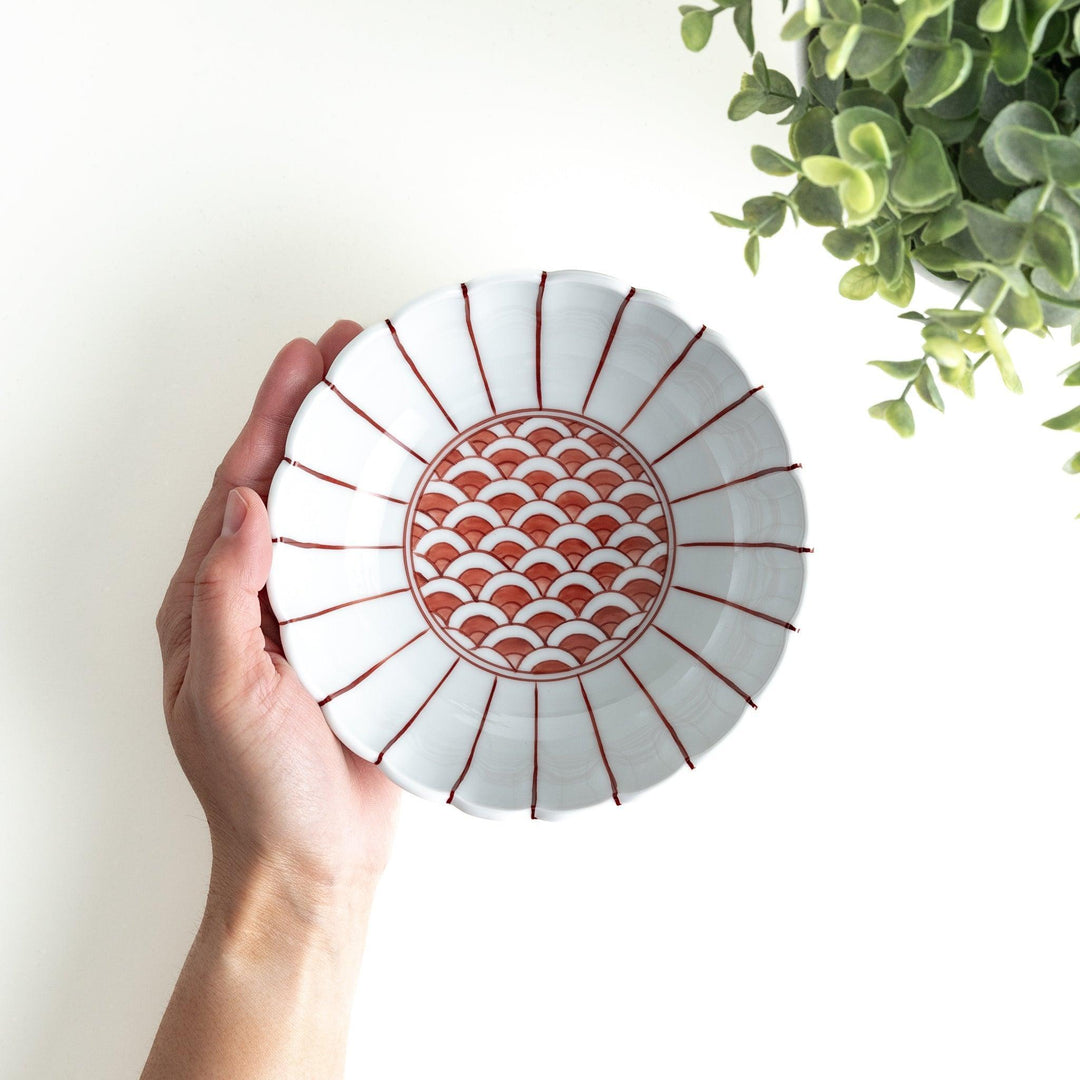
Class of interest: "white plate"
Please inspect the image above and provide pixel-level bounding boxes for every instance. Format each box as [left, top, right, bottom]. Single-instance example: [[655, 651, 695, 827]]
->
[[267, 269, 809, 819]]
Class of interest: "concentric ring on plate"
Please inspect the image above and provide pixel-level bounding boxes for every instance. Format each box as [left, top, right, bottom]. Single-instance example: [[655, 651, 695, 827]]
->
[[266, 269, 809, 819]]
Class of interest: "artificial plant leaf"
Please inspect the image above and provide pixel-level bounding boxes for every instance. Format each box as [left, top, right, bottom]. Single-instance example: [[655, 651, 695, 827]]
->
[[781, 8, 812, 39], [897, 0, 954, 42], [990, 8, 1032, 84], [958, 139, 1017, 202], [1022, 0, 1064, 51], [980, 314, 1022, 391], [876, 398, 916, 436], [839, 264, 881, 298], [980, 101, 1058, 185], [838, 87, 901, 117], [744, 233, 761, 274], [801, 154, 855, 187], [729, 89, 766, 120], [712, 210, 748, 228], [734, 0, 755, 53], [903, 40, 973, 108], [869, 358, 925, 378], [1062, 360, 1080, 386], [1063, 451, 1080, 473], [978, 0, 1011, 32], [922, 203, 968, 243], [743, 195, 787, 236], [924, 335, 969, 367], [1031, 211, 1080, 288], [834, 107, 907, 166], [826, 23, 863, 79], [681, 9, 714, 50], [875, 222, 907, 284], [937, 357, 976, 396], [904, 106, 979, 145], [915, 364, 946, 409], [792, 177, 844, 225], [890, 125, 958, 210], [971, 275, 1046, 329], [1043, 404, 1080, 430], [789, 106, 837, 158], [925, 307, 987, 327], [963, 202, 1029, 262], [823, 227, 868, 258], [825, 0, 862, 22], [847, 4, 905, 78], [878, 258, 916, 306], [994, 128, 1080, 187], [751, 144, 798, 176]]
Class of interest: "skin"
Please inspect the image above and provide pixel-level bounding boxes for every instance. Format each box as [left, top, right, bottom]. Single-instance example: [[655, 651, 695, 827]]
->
[[143, 322, 400, 1080]]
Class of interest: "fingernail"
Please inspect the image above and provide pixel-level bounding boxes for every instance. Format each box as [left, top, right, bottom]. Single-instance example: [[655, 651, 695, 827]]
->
[[222, 489, 247, 537]]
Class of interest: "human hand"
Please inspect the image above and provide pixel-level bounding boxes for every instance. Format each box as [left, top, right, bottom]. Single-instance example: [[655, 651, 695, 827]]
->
[[155, 322, 400, 912]]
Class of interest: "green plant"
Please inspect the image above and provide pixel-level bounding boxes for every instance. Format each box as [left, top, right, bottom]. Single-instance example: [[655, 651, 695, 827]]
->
[[679, 0, 1080, 486]]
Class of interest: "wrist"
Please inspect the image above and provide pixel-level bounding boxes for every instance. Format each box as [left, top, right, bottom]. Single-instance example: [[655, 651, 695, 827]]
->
[[203, 845, 376, 966]]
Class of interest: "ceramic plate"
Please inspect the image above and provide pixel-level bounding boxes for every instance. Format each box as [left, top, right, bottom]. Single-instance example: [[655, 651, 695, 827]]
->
[[266, 269, 808, 819]]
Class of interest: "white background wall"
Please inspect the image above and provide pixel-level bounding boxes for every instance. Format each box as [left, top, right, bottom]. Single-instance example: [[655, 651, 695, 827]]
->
[[3, 1, 1079, 1076]]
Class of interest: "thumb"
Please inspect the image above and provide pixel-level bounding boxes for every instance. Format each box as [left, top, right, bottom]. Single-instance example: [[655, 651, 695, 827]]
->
[[188, 487, 275, 706]]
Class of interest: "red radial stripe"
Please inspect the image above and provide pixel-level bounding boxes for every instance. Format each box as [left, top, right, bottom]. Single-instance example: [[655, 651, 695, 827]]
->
[[530, 683, 540, 819], [376, 658, 460, 765], [670, 463, 802, 505], [447, 678, 499, 804], [272, 537, 401, 550], [283, 458, 407, 503], [316, 629, 428, 707], [678, 540, 813, 553], [651, 385, 763, 465], [582, 285, 636, 412], [673, 585, 798, 631], [323, 379, 428, 464], [619, 657, 694, 769], [653, 626, 757, 709], [461, 283, 496, 413], [386, 318, 459, 432], [578, 677, 620, 805], [619, 324, 706, 433], [278, 587, 410, 626], [535, 270, 547, 408]]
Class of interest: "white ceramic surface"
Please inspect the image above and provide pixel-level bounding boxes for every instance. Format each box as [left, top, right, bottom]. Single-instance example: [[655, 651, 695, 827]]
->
[[266, 269, 808, 819]]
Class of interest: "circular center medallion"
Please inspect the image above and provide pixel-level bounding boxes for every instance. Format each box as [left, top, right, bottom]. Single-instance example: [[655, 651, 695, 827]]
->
[[404, 410, 675, 679]]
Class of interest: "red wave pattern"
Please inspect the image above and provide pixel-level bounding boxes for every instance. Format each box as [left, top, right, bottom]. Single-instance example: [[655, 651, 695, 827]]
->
[[407, 414, 672, 675]]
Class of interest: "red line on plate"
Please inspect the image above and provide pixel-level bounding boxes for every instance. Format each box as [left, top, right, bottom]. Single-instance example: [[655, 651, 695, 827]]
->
[[461, 283, 496, 413], [678, 540, 813, 553], [535, 270, 547, 408], [673, 585, 798, 632], [278, 587, 410, 626], [619, 324, 706, 433], [651, 385, 764, 465], [654, 626, 757, 709], [376, 657, 460, 765], [385, 319, 459, 432], [578, 677, 620, 806], [272, 537, 401, 550], [670, 463, 802, 505], [283, 458, 407, 503], [447, 677, 499, 805], [582, 286, 636, 412], [530, 683, 540, 819], [316, 629, 428, 707], [323, 379, 429, 464], [619, 657, 694, 769]]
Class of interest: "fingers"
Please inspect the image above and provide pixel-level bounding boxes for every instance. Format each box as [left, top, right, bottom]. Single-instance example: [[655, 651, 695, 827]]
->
[[316, 319, 364, 374], [158, 324, 360, 710], [187, 488, 276, 709]]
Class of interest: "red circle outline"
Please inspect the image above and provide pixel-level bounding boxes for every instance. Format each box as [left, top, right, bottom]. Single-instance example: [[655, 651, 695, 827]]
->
[[401, 408, 678, 682]]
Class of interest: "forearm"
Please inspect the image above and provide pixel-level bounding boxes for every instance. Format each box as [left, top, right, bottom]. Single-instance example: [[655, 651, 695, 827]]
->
[[140, 854, 374, 1080]]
